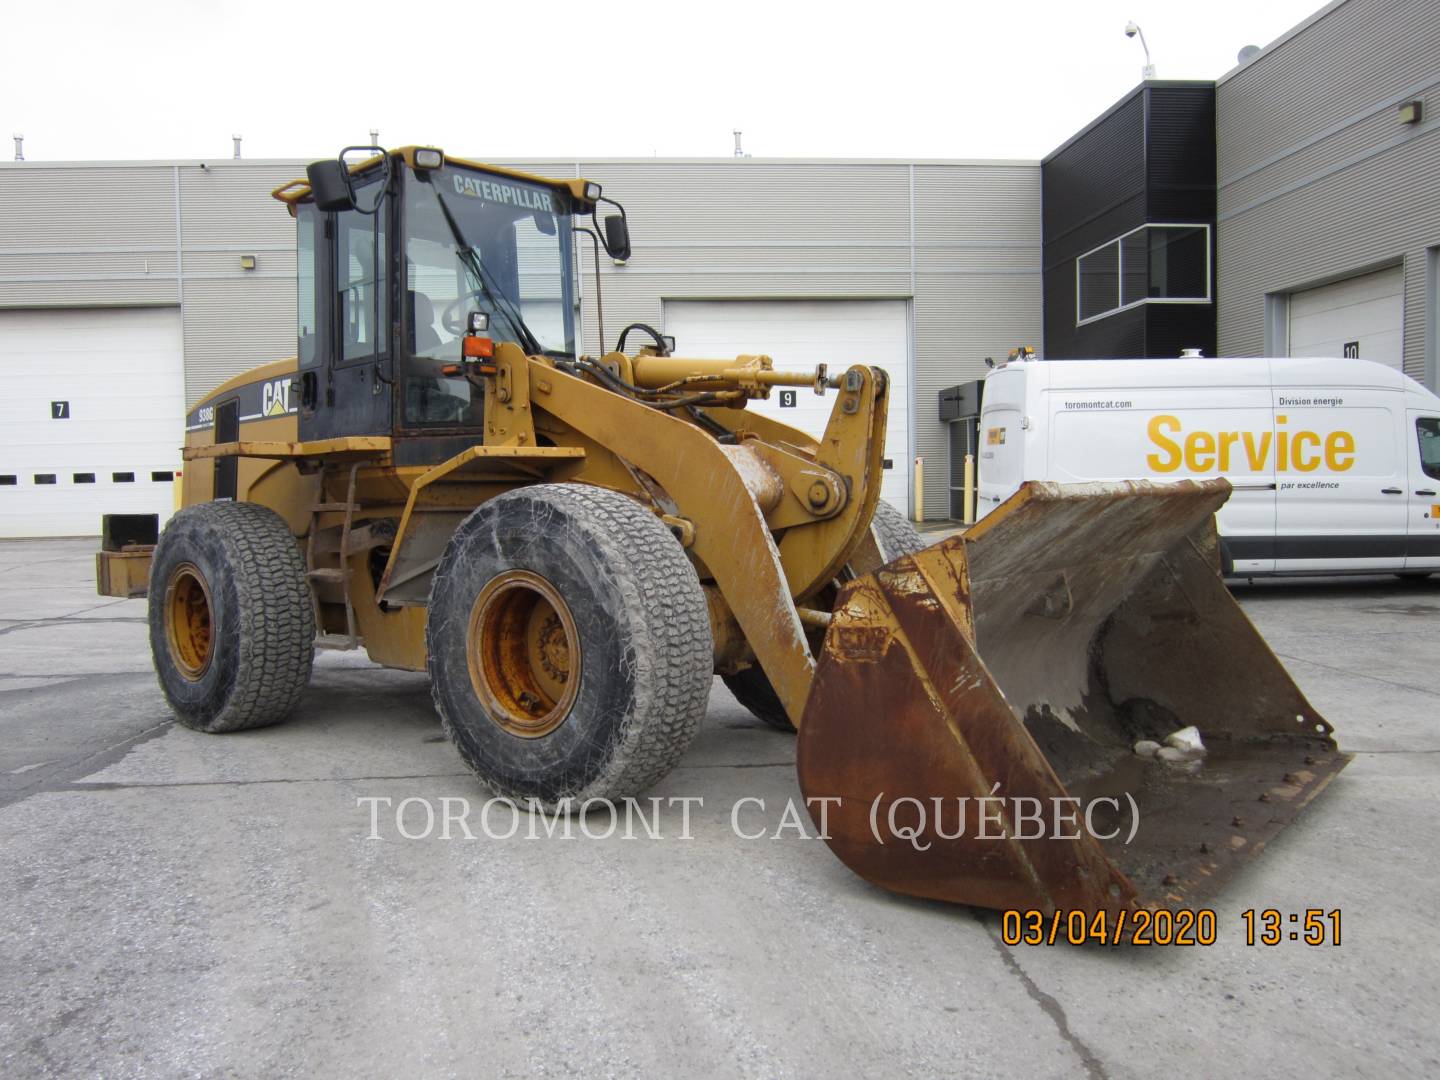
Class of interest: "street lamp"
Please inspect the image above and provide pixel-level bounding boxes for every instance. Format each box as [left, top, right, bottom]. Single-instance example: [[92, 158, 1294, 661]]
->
[[1125, 21, 1156, 80]]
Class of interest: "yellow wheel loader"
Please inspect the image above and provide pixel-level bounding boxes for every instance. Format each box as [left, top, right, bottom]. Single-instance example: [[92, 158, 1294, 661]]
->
[[97, 146, 1349, 917]]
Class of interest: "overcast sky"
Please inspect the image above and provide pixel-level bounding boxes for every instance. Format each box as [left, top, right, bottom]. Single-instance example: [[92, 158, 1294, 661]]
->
[[5, 0, 1326, 163]]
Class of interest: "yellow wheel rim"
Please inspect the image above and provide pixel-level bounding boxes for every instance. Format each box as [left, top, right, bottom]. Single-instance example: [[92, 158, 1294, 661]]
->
[[467, 570, 581, 738], [164, 562, 214, 680]]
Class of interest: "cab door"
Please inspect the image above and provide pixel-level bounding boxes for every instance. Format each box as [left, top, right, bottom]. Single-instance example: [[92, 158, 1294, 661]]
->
[[327, 198, 393, 436], [297, 174, 394, 441], [975, 374, 1025, 519], [1406, 414, 1440, 571]]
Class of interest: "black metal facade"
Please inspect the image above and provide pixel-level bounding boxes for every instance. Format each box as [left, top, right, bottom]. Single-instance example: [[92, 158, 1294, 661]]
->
[[1042, 82, 1216, 359]]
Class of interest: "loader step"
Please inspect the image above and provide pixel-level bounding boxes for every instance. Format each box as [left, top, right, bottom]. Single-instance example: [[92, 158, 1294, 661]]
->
[[314, 633, 360, 651], [311, 502, 358, 513], [307, 568, 349, 583]]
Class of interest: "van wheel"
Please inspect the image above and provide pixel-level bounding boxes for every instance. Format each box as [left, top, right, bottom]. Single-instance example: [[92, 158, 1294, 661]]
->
[[148, 501, 315, 732], [724, 501, 927, 733], [426, 484, 713, 808]]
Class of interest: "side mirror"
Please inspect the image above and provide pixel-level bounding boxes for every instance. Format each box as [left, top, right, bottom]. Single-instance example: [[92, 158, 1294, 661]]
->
[[307, 159, 355, 212], [602, 214, 631, 262]]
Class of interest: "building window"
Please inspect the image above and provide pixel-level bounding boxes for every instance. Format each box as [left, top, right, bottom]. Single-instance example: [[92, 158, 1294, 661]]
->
[[1078, 241, 1119, 321], [1076, 224, 1211, 325]]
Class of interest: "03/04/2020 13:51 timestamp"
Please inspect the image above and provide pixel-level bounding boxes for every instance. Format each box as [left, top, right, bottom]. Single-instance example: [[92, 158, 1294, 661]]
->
[[1000, 908, 1341, 946]]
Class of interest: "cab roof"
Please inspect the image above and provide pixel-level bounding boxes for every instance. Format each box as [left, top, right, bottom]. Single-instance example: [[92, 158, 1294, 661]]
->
[[270, 146, 599, 213]]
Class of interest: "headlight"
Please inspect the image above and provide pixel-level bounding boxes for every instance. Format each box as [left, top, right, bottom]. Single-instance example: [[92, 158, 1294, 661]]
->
[[415, 148, 444, 170], [584, 181, 602, 201]]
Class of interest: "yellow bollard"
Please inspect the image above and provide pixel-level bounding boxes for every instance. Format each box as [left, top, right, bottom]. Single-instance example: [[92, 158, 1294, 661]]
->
[[912, 456, 923, 523], [963, 453, 975, 525]]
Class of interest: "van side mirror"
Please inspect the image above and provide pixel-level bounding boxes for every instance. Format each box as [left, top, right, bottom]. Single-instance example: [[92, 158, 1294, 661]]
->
[[307, 159, 355, 212], [602, 214, 631, 262]]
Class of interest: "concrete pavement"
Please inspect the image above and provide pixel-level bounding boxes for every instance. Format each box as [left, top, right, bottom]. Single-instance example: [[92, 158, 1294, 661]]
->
[[2, 539, 1438, 1078]]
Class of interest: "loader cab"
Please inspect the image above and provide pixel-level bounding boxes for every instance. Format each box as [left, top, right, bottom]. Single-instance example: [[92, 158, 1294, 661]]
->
[[288, 149, 587, 455]]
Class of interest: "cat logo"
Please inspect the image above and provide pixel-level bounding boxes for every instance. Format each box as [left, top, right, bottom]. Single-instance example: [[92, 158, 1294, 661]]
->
[[262, 378, 292, 417]]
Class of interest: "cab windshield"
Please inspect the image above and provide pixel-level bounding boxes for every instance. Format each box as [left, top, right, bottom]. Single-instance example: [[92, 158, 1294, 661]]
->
[[402, 164, 574, 427]]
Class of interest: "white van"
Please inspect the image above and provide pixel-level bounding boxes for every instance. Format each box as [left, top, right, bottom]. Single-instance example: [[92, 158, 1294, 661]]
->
[[977, 356, 1440, 576]]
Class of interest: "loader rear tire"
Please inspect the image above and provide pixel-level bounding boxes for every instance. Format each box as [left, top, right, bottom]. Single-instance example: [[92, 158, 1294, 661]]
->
[[426, 484, 712, 808], [148, 501, 315, 733], [723, 500, 926, 732]]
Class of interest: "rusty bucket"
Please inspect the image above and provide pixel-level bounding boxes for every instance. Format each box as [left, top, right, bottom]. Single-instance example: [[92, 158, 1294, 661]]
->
[[797, 480, 1350, 914]]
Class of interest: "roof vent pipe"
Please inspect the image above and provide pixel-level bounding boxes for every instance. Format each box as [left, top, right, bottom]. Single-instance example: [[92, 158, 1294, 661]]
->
[[1180, 348, 1204, 358], [232, 134, 242, 159], [13, 134, 22, 162]]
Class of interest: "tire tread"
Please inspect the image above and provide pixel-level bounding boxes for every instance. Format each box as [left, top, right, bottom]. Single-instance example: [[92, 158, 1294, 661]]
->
[[428, 484, 712, 804], [151, 501, 314, 732]]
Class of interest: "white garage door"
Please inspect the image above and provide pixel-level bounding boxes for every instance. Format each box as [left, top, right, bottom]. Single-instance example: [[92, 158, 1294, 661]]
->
[[663, 300, 911, 513], [1289, 266, 1403, 369], [0, 308, 185, 538]]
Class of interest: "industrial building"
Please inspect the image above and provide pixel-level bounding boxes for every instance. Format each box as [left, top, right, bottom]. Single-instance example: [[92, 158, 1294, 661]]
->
[[0, 154, 1040, 534], [1, 0, 1435, 536]]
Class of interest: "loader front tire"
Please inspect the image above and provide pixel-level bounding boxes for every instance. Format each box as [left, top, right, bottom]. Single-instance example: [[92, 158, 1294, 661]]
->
[[427, 484, 712, 807], [148, 501, 315, 733], [723, 500, 926, 732]]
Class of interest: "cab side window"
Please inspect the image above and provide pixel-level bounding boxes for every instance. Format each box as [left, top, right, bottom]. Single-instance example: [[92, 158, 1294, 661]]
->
[[297, 204, 322, 369], [1418, 418, 1440, 481], [337, 208, 388, 365]]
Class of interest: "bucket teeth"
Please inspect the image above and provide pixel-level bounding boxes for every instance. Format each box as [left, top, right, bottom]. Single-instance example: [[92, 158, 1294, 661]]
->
[[796, 480, 1350, 915]]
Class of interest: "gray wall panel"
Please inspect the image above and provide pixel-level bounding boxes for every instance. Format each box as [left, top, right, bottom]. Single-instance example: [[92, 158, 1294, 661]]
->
[[0, 281, 180, 307], [180, 278, 297, 405], [1218, 0, 1440, 385], [912, 272, 1042, 519], [0, 165, 175, 250], [0, 164, 176, 307], [180, 164, 298, 247], [2, 155, 1041, 517], [1218, 0, 1438, 180], [575, 161, 912, 244]]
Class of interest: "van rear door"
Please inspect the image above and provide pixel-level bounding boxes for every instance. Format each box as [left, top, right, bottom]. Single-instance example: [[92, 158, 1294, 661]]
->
[[976, 368, 1026, 518], [1272, 387, 1406, 572], [1406, 413, 1440, 572]]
